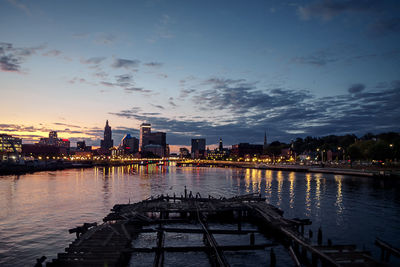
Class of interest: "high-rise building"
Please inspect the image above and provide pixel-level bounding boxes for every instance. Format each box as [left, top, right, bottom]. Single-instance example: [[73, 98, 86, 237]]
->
[[139, 123, 167, 157], [219, 138, 223, 151], [139, 123, 151, 151], [120, 134, 139, 154], [100, 120, 113, 150], [191, 138, 206, 158]]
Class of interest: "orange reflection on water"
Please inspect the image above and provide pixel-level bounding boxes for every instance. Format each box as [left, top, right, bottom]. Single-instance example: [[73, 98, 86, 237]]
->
[[305, 173, 312, 215], [277, 171, 283, 206], [264, 170, 273, 201], [335, 175, 344, 216], [289, 172, 295, 209]]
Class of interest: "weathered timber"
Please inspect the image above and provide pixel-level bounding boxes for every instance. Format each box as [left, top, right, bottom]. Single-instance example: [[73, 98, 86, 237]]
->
[[48, 193, 384, 267], [375, 238, 400, 260]]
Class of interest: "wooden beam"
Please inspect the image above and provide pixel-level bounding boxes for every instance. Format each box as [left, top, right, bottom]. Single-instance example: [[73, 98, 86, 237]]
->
[[153, 230, 165, 267], [375, 238, 400, 258]]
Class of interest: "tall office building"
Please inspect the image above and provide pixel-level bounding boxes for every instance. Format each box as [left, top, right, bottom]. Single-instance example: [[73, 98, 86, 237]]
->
[[100, 120, 113, 150], [191, 138, 206, 158], [139, 123, 167, 157], [139, 123, 151, 151], [219, 138, 223, 151]]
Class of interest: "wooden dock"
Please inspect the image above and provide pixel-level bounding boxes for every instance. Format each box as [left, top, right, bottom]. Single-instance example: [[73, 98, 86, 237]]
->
[[47, 191, 384, 266]]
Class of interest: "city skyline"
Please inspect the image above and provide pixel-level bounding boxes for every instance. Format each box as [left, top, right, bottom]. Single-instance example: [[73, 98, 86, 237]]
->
[[1, 0, 400, 149]]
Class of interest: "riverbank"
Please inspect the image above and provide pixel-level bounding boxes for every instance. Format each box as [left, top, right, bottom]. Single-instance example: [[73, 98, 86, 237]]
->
[[1, 159, 399, 179]]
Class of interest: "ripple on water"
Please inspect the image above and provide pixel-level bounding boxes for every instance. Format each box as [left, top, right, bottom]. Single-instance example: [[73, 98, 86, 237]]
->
[[0, 166, 400, 266]]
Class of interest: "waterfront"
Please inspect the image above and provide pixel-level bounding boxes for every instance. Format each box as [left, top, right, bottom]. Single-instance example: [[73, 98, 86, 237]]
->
[[1, 165, 400, 266]]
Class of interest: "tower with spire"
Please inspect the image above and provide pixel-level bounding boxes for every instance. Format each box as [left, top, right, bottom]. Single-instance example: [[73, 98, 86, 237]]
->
[[219, 138, 223, 151], [100, 120, 113, 150], [263, 131, 268, 153]]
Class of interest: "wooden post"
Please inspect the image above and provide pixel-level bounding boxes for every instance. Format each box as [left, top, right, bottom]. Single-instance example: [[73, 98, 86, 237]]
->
[[327, 239, 332, 246], [250, 233, 255, 246], [301, 245, 307, 260], [238, 211, 242, 231], [270, 248, 276, 267], [309, 229, 313, 239], [318, 227, 322, 245], [312, 253, 318, 267], [301, 224, 304, 235]]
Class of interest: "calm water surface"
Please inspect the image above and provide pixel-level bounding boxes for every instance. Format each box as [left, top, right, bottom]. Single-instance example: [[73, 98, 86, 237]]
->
[[0, 165, 399, 266]]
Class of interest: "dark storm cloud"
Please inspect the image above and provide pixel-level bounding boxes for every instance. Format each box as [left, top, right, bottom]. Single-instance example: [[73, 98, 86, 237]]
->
[[144, 62, 163, 67], [110, 79, 400, 145], [348, 83, 365, 94], [298, 0, 380, 21], [0, 42, 44, 72], [112, 58, 140, 69]]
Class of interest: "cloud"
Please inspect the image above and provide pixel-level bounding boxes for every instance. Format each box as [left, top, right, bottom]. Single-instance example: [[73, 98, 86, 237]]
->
[[368, 18, 400, 36], [193, 78, 311, 115], [94, 33, 117, 45], [348, 83, 365, 94], [6, 0, 31, 16], [292, 50, 338, 66], [115, 74, 133, 83], [81, 57, 106, 64], [124, 87, 152, 93], [169, 97, 177, 107], [0, 42, 44, 73], [144, 62, 163, 67], [42, 50, 62, 57], [112, 58, 140, 69], [297, 0, 380, 21], [151, 104, 165, 110], [110, 78, 400, 145]]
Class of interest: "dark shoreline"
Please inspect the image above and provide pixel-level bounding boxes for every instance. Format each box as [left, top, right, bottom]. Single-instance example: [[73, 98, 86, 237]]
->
[[1, 160, 399, 179]]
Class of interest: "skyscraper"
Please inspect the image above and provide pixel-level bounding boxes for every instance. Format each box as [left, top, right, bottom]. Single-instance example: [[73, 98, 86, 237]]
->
[[139, 123, 151, 151], [100, 120, 113, 150], [191, 138, 206, 158], [219, 138, 223, 151]]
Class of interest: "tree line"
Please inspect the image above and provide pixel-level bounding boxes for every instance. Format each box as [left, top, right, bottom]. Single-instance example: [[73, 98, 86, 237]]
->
[[266, 132, 400, 161]]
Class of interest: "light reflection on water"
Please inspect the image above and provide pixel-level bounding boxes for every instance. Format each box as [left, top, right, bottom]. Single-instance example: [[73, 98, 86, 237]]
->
[[0, 165, 399, 266]]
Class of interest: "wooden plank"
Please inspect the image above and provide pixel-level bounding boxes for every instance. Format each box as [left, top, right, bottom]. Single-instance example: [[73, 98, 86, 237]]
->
[[129, 243, 277, 253], [313, 245, 357, 252], [375, 238, 400, 258], [161, 227, 258, 235], [196, 207, 230, 267], [153, 230, 165, 267]]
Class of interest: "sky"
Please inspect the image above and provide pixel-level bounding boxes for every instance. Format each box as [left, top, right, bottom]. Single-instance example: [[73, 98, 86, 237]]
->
[[1, 0, 399, 152]]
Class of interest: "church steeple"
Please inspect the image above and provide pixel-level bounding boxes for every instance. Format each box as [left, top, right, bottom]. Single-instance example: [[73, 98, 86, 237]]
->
[[264, 131, 267, 147]]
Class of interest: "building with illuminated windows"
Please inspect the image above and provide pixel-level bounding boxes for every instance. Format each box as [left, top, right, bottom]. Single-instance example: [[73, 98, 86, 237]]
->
[[119, 134, 139, 154], [191, 138, 206, 159], [0, 134, 22, 162], [139, 123, 167, 157], [100, 120, 113, 150]]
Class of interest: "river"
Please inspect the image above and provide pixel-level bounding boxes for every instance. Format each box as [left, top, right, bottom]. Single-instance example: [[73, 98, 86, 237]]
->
[[0, 164, 399, 266]]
